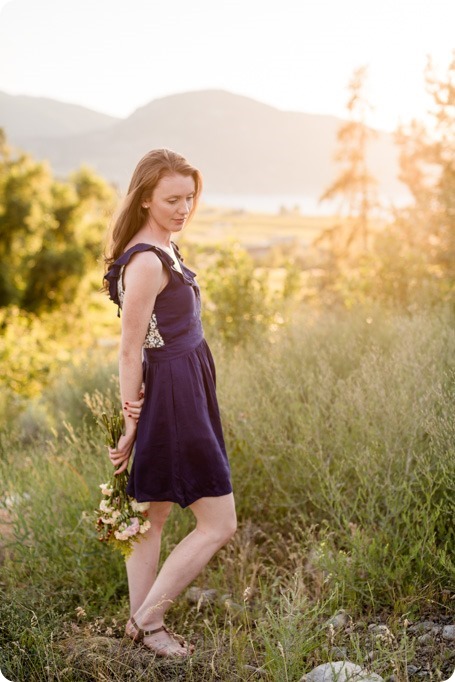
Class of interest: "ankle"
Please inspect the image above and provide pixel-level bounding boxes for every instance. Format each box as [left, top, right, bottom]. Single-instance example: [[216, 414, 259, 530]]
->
[[133, 614, 163, 630]]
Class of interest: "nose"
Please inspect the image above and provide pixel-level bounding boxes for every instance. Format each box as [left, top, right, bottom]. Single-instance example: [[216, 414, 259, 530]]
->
[[178, 200, 191, 215]]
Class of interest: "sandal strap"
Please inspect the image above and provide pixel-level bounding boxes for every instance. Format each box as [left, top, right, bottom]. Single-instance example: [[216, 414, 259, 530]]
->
[[142, 624, 166, 637], [130, 616, 166, 642], [128, 616, 144, 641]]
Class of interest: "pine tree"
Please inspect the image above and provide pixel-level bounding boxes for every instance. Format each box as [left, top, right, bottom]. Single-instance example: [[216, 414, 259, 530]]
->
[[318, 66, 378, 254]]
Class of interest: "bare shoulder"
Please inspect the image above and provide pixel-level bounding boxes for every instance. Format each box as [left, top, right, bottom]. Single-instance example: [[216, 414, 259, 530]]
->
[[124, 249, 162, 279]]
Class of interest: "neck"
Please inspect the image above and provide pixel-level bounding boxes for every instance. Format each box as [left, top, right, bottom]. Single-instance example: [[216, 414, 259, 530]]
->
[[142, 224, 172, 249]]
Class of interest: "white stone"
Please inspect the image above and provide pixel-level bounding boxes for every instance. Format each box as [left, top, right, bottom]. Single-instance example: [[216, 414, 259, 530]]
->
[[327, 610, 350, 630], [442, 625, 455, 641], [185, 586, 218, 605], [301, 661, 384, 682]]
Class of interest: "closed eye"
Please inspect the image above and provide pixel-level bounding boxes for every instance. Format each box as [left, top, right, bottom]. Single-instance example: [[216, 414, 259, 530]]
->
[[167, 195, 194, 205]]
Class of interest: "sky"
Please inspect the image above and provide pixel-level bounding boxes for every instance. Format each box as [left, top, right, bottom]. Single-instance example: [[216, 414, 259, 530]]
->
[[0, 0, 454, 132]]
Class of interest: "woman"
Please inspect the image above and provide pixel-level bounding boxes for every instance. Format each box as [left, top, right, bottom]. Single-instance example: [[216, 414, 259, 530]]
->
[[103, 149, 236, 658]]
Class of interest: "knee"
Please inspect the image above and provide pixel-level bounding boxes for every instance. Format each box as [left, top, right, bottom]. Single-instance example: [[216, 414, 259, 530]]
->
[[204, 515, 237, 548], [148, 504, 172, 532], [221, 517, 237, 545]]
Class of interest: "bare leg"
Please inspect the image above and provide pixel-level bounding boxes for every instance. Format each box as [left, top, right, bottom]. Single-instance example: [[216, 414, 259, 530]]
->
[[125, 501, 172, 615], [127, 493, 236, 656]]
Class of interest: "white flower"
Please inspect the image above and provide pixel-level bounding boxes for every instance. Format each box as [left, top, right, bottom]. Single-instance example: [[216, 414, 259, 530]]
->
[[99, 483, 114, 496], [139, 520, 151, 534], [101, 516, 115, 525], [99, 500, 114, 513], [111, 510, 121, 521], [114, 530, 128, 541], [131, 500, 150, 512]]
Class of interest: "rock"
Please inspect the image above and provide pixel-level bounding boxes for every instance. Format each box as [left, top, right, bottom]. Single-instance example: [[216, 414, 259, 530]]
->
[[417, 633, 435, 645], [408, 621, 441, 635], [442, 625, 455, 641], [327, 611, 350, 630], [185, 586, 218, 605], [406, 665, 420, 676], [368, 624, 391, 636], [301, 661, 384, 682]]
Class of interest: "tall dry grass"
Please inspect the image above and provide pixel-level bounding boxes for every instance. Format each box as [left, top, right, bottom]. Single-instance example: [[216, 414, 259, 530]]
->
[[0, 306, 453, 681]]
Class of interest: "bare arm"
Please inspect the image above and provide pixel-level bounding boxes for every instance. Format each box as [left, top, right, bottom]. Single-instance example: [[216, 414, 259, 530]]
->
[[109, 251, 167, 474]]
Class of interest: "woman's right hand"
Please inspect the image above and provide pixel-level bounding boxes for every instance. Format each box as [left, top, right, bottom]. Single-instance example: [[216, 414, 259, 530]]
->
[[108, 429, 137, 475]]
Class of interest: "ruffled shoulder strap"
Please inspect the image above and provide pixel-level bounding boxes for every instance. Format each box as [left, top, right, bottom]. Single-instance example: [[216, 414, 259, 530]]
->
[[171, 240, 184, 261], [104, 243, 175, 311]]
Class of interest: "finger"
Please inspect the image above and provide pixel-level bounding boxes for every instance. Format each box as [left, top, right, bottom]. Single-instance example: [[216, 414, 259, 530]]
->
[[127, 407, 142, 417], [114, 458, 129, 474], [110, 450, 129, 461], [109, 450, 127, 461]]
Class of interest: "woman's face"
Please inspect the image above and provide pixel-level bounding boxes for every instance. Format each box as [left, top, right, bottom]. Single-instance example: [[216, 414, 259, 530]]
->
[[144, 173, 196, 235]]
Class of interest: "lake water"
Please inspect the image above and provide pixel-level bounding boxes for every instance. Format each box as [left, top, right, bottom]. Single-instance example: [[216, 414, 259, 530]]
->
[[202, 192, 411, 215], [202, 193, 337, 215]]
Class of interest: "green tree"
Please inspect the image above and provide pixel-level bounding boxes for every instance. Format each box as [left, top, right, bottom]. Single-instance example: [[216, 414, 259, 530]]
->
[[0, 138, 55, 306], [201, 242, 271, 345], [0, 132, 116, 312]]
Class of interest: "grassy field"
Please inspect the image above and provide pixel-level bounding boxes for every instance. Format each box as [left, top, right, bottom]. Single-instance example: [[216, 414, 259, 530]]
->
[[184, 205, 384, 251], [1, 304, 454, 681], [189, 205, 332, 246]]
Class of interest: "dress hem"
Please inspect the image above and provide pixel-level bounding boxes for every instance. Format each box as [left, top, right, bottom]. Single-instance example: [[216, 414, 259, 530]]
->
[[130, 485, 233, 509]]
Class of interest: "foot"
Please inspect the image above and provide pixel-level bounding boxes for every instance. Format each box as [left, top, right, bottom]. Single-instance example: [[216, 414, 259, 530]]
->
[[125, 617, 190, 658]]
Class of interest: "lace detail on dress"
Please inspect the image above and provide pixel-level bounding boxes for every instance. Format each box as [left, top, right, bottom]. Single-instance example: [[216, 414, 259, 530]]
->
[[143, 313, 165, 349], [118, 266, 165, 349]]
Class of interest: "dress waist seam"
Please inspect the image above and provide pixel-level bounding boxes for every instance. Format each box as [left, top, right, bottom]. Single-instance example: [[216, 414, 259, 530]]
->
[[143, 337, 206, 364]]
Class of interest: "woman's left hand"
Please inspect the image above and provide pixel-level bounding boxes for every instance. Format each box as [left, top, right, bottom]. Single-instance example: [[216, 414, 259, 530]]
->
[[123, 387, 144, 423]]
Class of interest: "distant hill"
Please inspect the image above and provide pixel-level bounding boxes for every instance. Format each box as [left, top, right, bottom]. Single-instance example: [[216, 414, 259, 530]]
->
[[0, 91, 119, 138], [1, 89, 407, 204]]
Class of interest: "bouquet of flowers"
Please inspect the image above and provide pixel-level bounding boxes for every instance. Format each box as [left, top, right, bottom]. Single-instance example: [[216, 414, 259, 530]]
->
[[94, 410, 151, 558]]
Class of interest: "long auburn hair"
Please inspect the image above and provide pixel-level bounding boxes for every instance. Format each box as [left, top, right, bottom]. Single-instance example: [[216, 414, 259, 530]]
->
[[103, 148, 202, 286]]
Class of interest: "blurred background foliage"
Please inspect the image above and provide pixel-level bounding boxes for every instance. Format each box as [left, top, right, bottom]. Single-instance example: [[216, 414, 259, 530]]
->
[[0, 128, 116, 312]]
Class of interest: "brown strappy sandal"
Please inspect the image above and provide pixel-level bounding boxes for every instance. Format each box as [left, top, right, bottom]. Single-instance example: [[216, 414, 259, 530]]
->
[[125, 617, 190, 658]]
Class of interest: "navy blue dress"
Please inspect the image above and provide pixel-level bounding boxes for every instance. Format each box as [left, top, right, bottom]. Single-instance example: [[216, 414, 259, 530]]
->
[[104, 243, 232, 508]]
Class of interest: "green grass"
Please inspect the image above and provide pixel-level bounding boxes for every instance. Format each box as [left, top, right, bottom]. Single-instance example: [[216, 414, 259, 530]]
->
[[1, 306, 454, 681]]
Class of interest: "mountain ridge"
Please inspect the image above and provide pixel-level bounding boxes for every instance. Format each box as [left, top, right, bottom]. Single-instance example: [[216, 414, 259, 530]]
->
[[0, 89, 406, 202]]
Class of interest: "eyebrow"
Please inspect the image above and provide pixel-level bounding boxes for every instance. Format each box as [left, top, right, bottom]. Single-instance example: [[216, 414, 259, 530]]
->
[[165, 193, 195, 199]]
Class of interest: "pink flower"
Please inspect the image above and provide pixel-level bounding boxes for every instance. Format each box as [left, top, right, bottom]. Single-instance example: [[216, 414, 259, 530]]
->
[[122, 517, 140, 538]]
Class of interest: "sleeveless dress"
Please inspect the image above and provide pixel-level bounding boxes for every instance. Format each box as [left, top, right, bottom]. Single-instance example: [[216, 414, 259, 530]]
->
[[104, 242, 233, 508]]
